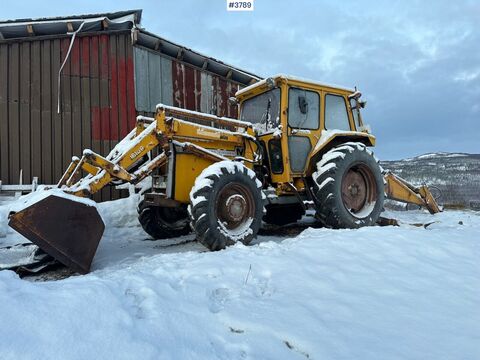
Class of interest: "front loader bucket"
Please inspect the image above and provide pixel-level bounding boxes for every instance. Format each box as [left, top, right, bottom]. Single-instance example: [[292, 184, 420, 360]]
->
[[8, 195, 105, 274]]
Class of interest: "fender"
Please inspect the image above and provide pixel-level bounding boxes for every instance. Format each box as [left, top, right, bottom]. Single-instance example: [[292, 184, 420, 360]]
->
[[307, 130, 376, 174]]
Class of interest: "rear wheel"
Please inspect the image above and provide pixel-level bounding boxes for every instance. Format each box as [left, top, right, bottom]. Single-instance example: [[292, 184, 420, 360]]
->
[[137, 200, 191, 239], [189, 161, 264, 251], [313, 142, 384, 228]]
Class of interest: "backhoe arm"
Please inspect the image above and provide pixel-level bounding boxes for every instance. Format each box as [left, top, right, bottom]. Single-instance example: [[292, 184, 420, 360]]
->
[[384, 172, 441, 214]]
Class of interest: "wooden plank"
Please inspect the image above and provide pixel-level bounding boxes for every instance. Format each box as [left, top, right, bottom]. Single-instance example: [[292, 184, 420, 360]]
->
[[194, 68, 201, 112], [117, 34, 128, 138], [183, 65, 195, 111], [108, 34, 119, 143], [52, 39, 64, 182], [227, 81, 239, 118], [99, 34, 110, 155], [89, 35, 102, 202], [172, 61, 185, 108], [19, 42, 31, 182], [71, 37, 82, 160], [31, 41, 42, 182], [217, 77, 228, 117], [160, 55, 173, 106], [109, 35, 119, 201], [200, 72, 213, 114], [125, 35, 136, 130], [80, 36, 92, 156], [0, 44, 9, 183], [8, 43, 20, 184], [41, 40, 53, 184], [133, 47, 150, 112], [61, 38, 73, 176], [99, 34, 111, 201], [147, 50, 162, 112]]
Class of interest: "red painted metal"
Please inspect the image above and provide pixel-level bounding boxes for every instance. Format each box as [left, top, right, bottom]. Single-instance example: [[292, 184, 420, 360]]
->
[[0, 30, 244, 201]]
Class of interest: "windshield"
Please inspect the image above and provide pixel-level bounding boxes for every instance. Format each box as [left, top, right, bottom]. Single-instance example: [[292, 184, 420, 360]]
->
[[240, 88, 281, 133]]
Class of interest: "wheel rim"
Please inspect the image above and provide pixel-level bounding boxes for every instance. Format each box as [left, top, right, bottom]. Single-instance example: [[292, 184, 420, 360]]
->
[[341, 163, 377, 218], [215, 182, 255, 230]]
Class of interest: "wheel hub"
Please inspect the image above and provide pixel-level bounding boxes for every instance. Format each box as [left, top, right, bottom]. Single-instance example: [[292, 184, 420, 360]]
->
[[341, 163, 377, 217], [225, 194, 247, 222], [216, 182, 255, 230]]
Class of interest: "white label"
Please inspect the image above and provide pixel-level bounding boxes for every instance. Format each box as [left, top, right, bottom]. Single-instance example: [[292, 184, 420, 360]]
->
[[208, 149, 237, 157], [197, 128, 221, 138], [130, 146, 145, 160], [227, 0, 254, 11]]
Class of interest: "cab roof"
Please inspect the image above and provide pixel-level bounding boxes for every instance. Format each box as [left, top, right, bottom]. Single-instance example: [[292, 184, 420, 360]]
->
[[236, 74, 355, 98]]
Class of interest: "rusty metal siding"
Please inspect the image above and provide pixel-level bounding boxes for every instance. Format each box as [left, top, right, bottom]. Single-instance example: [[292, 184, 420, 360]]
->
[[0, 31, 134, 201], [1, 32, 245, 200], [133, 46, 240, 117]]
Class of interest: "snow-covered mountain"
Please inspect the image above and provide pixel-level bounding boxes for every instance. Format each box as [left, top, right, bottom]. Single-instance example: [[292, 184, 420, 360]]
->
[[380, 152, 480, 208]]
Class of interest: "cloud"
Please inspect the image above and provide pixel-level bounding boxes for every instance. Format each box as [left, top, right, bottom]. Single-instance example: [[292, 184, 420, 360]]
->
[[2, 0, 479, 159]]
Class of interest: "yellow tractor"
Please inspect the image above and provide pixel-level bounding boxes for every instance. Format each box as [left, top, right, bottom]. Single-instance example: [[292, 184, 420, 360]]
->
[[8, 74, 441, 274]]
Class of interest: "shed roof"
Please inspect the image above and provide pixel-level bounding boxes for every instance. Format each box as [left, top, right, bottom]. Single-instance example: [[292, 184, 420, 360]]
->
[[0, 9, 260, 85]]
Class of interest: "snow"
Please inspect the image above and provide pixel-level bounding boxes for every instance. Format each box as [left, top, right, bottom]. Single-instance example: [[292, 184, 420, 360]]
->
[[313, 129, 373, 153], [316, 177, 334, 191], [9, 187, 97, 213], [173, 118, 255, 141], [317, 151, 346, 168], [156, 104, 252, 128], [217, 217, 254, 242], [0, 195, 479, 359], [315, 162, 337, 178], [403, 152, 471, 162], [172, 140, 229, 162], [190, 161, 262, 204]]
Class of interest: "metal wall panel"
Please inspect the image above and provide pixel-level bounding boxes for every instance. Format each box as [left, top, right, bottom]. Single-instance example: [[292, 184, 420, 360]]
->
[[0, 31, 135, 201], [134, 46, 173, 112], [200, 72, 213, 114], [134, 46, 240, 118], [1, 33, 244, 201]]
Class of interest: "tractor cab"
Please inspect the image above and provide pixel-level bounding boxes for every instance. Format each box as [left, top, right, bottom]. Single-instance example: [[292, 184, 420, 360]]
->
[[236, 74, 374, 189]]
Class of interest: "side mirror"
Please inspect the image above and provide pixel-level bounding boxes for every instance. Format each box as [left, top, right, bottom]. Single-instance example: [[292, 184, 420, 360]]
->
[[298, 96, 308, 114], [228, 96, 238, 106]]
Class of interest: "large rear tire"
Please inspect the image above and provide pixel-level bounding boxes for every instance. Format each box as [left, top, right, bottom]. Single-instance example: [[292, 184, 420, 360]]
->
[[189, 161, 264, 251], [313, 142, 384, 228], [137, 200, 191, 239]]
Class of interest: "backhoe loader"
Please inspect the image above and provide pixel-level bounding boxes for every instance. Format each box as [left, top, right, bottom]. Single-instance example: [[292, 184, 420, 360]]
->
[[7, 74, 441, 274]]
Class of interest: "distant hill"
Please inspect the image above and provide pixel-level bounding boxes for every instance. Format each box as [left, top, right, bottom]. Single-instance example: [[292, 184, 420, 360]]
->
[[380, 152, 480, 209]]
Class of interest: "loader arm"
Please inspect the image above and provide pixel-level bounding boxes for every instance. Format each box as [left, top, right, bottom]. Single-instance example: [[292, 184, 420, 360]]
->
[[384, 172, 442, 214], [58, 105, 257, 197], [8, 105, 258, 274]]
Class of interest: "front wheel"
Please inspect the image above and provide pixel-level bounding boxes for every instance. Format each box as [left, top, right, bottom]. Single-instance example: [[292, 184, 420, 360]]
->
[[137, 200, 191, 239], [189, 161, 265, 251], [313, 142, 384, 228]]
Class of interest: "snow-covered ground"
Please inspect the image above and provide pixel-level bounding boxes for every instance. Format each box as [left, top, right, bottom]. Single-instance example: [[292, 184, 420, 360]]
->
[[0, 195, 479, 359]]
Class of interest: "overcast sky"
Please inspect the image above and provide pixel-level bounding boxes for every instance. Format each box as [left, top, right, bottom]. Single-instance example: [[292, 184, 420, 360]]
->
[[2, 0, 479, 160]]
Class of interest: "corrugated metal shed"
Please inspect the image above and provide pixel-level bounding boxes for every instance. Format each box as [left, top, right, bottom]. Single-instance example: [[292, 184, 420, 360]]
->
[[0, 10, 261, 200]]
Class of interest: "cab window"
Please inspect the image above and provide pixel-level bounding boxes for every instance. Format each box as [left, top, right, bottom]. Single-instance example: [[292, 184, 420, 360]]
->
[[240, 88, 281, 126], [350, 98, 361, 129], [325, 94, 351, 131], [288, 88, 319, 129]]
